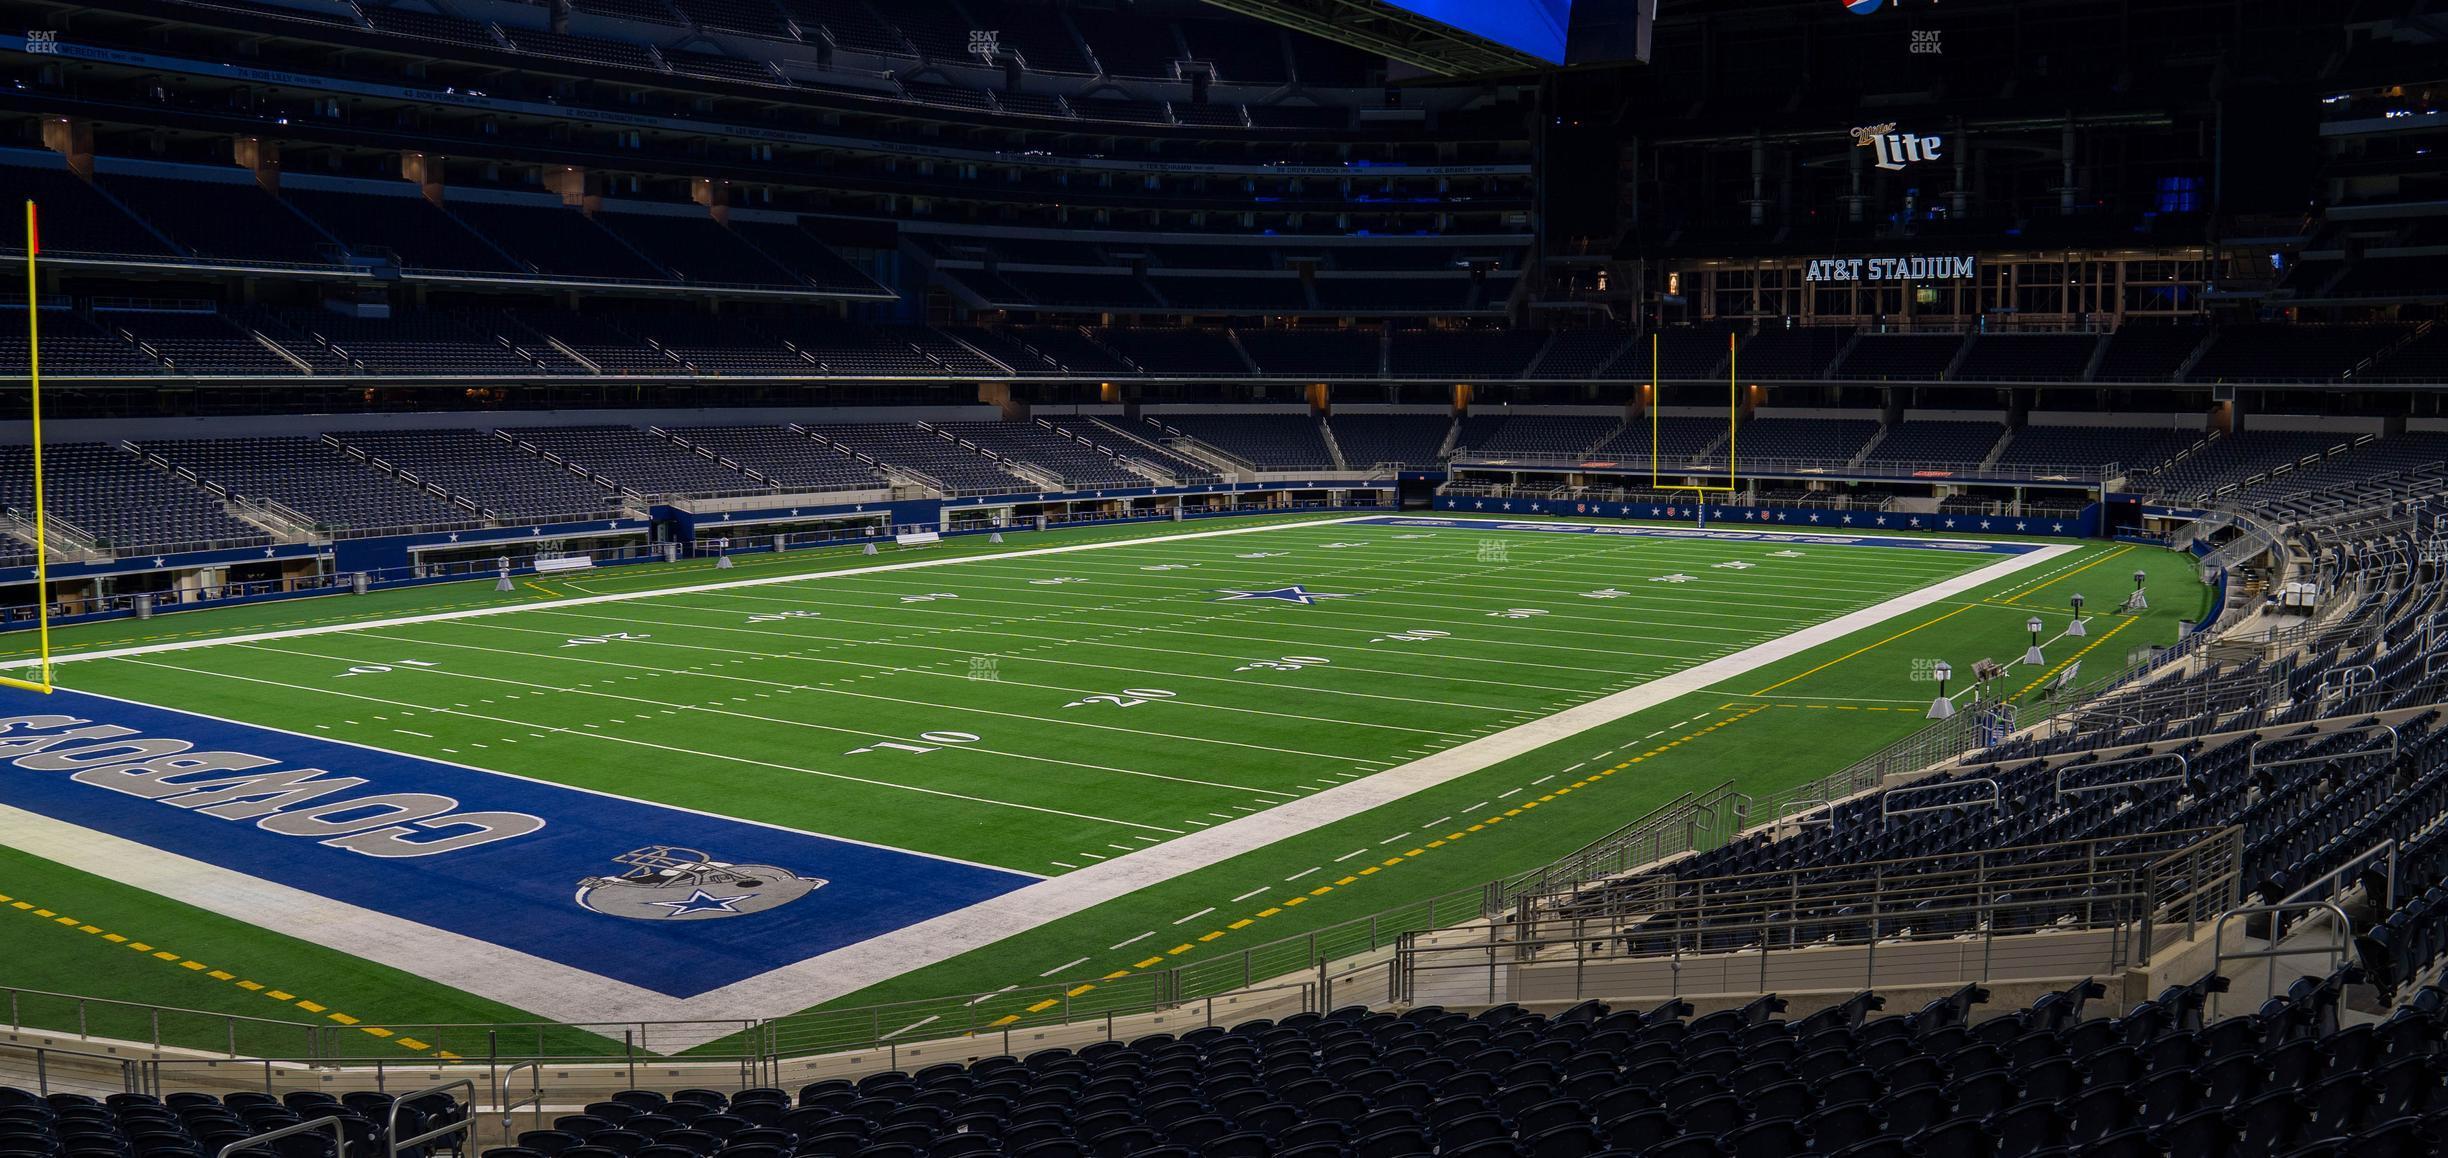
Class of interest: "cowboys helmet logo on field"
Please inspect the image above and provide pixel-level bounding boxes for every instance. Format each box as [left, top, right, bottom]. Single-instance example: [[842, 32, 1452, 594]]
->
[[574, 846, 825, 921]]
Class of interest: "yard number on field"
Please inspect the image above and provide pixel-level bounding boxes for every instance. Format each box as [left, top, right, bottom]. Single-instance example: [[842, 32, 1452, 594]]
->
[[1065, 688, 1178, 709], [335, 659, 438, 678], [1235, 655, 1332, 672], [1373, 628, 1451, 643], [562, 632, 652, 647], [846, 731, 980, 756]]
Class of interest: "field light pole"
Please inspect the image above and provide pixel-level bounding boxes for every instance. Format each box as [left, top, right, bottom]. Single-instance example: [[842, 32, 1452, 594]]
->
[[1927, 660, 1955, 720], [2068, 592, 2087, 637], [2025, 616, 2047, 666]]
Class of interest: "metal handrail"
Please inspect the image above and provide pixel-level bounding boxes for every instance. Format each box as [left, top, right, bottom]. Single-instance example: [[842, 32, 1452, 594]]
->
[[216, 1117, 346, 1158], [0, 1039, 144, 1095], [1395, 835, 2218, 1002], [495, 1064, 544, 1151], [2053, 751, 2191, 797], [2248, 721, 2402, 775], [2208, 900, 2355, 1017], [1882, 777, 2001, 819], [385, 1079, 473, 1158], [2280, 837, 2398, 912], [2317, 665, 2379, 702]]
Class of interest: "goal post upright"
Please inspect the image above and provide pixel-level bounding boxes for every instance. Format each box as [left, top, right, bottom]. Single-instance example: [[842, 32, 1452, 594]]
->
[[2, 198, 52, 694], [1651, 330, 1739, 504]]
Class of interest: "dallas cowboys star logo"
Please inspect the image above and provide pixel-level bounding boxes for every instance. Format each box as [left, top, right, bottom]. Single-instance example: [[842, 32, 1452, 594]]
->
[[645, 889, 753, 916], [1215, 586, 1352, 605]]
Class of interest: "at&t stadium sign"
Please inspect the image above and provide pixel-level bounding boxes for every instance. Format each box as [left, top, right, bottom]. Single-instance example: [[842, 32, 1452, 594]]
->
[[1803, 255, 1978, 283]]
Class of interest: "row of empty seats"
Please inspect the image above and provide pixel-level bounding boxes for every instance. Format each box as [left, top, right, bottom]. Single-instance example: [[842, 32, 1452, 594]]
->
[[14, 300, 2440, 385], [7, 417, 2435, 556], [451, 970, 2448, 1158], [349, 0, 1384, 97], [0, 164, 882, 294], [0, 1084, 467, 1158]]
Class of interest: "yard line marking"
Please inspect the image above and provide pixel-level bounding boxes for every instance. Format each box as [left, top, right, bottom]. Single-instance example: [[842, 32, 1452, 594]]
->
[[1334, 849, 1369, 862], [1039, 957, 1090, 977], [676, 535, 1789, 679], [6, 514, 1394, 672], [240, 639, 1302, 800], [512, 606, 1480, 741], [393, 729, 433, 739], [882, 1015, 940, 1039], [1109, 932, 1154, 950], [1230, 887, 1269, 902], [965, 985, 1019, 1006], [1286, 867, 1321, 881], [349, 622, 1420, 763], [619, 592, 1534, 713], [1171, 908, 1215, 925], [107, 660, 1172, 840]]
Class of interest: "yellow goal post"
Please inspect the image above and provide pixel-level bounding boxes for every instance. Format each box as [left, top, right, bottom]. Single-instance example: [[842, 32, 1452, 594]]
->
[[2, 198, 53, 694], [1649, 331, 1738, 497]]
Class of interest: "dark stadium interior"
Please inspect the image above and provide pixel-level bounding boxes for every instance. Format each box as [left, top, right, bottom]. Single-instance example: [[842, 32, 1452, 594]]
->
[[2, 0, 2447, 1153]]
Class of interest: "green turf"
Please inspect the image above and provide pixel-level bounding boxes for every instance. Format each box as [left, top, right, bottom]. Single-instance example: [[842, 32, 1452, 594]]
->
[[0, 513, 2213, 1056]]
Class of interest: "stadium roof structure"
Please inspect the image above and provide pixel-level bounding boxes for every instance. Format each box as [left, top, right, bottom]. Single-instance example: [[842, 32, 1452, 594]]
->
[[1197, 0, 1551, 76]]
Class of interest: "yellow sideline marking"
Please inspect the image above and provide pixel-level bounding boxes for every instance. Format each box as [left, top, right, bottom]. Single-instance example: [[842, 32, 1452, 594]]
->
[[1, 887, 440, 1056], [1992, 544, 2134, 601], [1750, 605, 1976, 696], [982, 705, 1768, 1030], [2015, 614, 2139, 700]]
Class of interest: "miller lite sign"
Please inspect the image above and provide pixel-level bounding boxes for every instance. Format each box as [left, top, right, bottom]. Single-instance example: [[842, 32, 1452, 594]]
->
[[1852, 122, 1943, 171]]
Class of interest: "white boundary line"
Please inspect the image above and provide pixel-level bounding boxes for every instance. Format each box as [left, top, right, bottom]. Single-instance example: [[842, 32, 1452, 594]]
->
[[0, 515, 2072, 1038]]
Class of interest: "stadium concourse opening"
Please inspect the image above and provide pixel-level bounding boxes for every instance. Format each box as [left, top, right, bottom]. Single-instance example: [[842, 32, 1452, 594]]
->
[[3, 0, 2446, 1155]]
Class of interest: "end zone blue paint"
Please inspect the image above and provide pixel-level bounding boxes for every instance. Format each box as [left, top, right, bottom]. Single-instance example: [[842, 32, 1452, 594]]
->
[[1355, 516, 2049, 555], [0, 686, 1035, 998]]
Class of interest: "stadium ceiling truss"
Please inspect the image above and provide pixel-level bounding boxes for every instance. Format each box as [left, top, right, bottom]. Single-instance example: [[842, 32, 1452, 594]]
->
[[1196, 0, 1546, 77]]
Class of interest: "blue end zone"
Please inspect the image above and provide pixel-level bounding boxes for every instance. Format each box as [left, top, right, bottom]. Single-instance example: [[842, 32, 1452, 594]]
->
[[0, 687, 1035, 998], [1351, 517, 2048, 556]]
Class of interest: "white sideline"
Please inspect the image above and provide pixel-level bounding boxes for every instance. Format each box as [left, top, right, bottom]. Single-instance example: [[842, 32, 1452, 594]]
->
[[0, 516, 2074, 1041]]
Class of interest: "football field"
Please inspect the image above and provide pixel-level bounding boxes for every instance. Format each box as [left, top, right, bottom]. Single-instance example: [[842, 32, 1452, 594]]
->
[[0, 512, 2211, 1057]]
